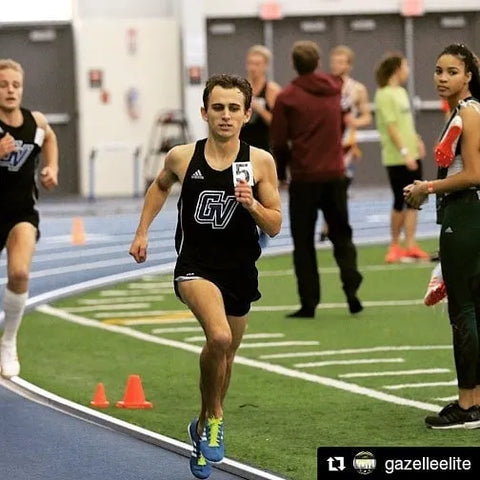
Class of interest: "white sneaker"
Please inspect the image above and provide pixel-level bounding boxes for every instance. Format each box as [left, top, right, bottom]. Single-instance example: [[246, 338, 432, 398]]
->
[[0, 342, 20, 378]]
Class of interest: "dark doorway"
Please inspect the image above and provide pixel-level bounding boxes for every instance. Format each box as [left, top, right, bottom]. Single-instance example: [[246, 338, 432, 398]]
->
[[0, 23, 79, 196]]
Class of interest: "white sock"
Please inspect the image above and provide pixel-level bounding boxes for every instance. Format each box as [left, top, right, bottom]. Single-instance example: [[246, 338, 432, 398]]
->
[[1, 288, 28, 347]]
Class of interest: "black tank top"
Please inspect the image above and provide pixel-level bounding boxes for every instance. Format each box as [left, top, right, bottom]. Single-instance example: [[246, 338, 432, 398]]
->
[[175, 139, 261, 271], [239, 82, 272, 152], [0, 108, 43, 215]]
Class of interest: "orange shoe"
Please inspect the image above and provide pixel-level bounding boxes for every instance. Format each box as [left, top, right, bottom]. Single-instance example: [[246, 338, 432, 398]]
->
[[385, 244, 406, 264], [404, 245, 430, 261]]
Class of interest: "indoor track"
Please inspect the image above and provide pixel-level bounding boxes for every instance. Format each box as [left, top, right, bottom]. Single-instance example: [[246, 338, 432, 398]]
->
[[0, 187, 438, 479]]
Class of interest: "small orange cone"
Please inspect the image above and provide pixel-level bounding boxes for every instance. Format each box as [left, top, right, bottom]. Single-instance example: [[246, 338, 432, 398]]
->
[[71, 216, 86, 245], [116, 374, 153, 409], [90, 382, 110, 408]]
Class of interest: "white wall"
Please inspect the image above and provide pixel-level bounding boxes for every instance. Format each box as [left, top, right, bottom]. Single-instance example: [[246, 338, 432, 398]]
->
[[76, 0, 176, 18], [179, 0, 208, 141], [205, 0, 480, 17], [3, 0, 476, 23], [75, 18, 181, 197], [1, 0, 72, 23]]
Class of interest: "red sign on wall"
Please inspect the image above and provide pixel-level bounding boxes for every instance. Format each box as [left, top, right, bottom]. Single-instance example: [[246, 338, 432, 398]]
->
[[260, 1, 282, 20], [401, 0, 424, 17]]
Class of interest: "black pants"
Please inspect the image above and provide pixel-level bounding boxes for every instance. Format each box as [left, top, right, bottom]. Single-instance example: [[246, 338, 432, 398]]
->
[[289, 179, 362, 310], [386, 161, 423, 211], [440, 192, 480, 389]]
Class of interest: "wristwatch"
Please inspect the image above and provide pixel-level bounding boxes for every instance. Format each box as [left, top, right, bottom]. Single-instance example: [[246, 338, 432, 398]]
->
[[400, 147, 408, 156]]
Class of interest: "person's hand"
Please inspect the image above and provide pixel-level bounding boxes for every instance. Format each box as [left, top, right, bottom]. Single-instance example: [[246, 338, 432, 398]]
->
[[234, 179, 255, 209], [129, 233, 148, 263], [343, 112, 354, 127], [0, 133, 16, 158], [40, 165, 58, 190], [404, 180, 428, 210], [405, 156, 419, 171]]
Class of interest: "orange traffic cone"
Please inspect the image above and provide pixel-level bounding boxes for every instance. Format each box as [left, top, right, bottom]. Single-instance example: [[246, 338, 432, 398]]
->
[[116, 374, 153, 409], [90, 382, 110, 408], [71, 216, 86, 245]]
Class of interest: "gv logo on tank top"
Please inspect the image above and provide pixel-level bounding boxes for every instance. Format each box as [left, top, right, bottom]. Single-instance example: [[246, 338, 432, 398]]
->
[[0, 141, 34, 172], [194, 190, 238, 229]]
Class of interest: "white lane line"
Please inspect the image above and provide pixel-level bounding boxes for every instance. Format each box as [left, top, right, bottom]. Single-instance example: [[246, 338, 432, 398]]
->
[[239, 341, 319, 349], [24, 263, 176, 312], [184, 333, 285, 342], [339, 368, 450, 378], [64, 303, 152, 312], [260, 345, 451, 360], [384, 380, 457, 390], [141, 274, 166, 280], [127, 282, 173, 288], [240, 333, 285, 339], [435, 395, 457, 402], [295, 358, 405, 368], [93, 310, 187, 318], [259, 263, 433, 276], [6, 376, 286, 480], [252, 299, 425, 312], [36, 304, 443, 413], [31, 229, 176, 252], [76, 295, 165, 305], [104, 317, 197, 326], [99, 289, 172, 296], [6, 242, 171, 265], [152, 326, 203, 334], [0, 252, 176, 285]]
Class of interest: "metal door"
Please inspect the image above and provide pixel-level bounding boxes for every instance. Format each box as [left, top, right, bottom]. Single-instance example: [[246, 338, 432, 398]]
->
[[0, 23, 78, 195], [272, 16, 334, 88], [206, 18, 264, 78]]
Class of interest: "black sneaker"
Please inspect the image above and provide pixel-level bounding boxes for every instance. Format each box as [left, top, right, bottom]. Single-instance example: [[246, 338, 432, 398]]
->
[[425, 402, 480, 429], [347, 296, 363, 314], [286, 308, 315, 318]]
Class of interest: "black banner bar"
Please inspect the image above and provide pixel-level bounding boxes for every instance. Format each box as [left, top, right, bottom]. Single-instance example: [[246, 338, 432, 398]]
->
[[317, 447, 480, 479]]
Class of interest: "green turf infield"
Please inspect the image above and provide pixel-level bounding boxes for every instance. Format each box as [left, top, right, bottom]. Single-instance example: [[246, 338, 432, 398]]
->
[[19, 239, 480, 480]]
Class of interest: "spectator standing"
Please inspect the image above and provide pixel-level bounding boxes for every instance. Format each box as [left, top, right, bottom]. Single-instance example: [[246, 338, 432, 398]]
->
[[320, 45, 372, 241], [330, 44, 372, 183], [374, 52, 429, 263], [240, 45, 282, 248], [271, 40, 363, 318], [240, 44, 281, 153], [404, 43, 480, 429]]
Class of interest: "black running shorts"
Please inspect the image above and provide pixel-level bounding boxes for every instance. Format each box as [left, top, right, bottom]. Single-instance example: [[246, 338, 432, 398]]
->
[[0, 209, 40, 252], [173, 258, 261, 317]]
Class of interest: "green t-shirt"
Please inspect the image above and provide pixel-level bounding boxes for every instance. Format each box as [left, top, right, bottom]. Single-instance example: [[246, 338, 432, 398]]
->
[[374, 86, 419, 166]]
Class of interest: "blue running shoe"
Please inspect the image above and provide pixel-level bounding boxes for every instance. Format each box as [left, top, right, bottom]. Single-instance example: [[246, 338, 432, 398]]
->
[[188, 419, 212, 479], [201, 417, 224, 463]]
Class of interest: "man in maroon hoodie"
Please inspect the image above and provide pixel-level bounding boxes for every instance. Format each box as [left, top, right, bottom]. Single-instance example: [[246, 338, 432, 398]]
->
[[271, 40, 363, 318]]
